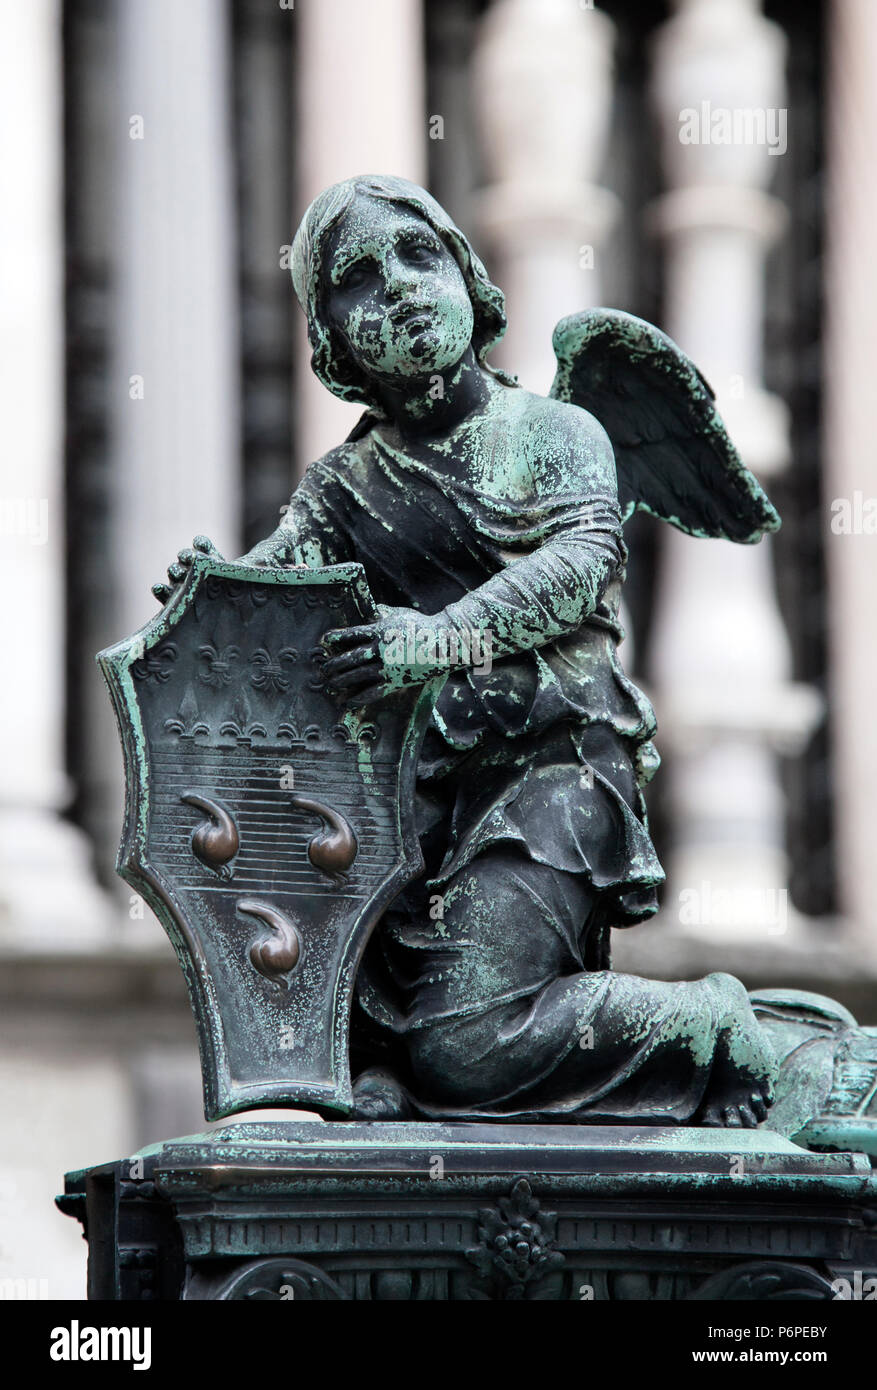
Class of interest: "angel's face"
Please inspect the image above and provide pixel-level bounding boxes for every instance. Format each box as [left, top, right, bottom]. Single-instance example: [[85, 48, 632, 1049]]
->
[[323, 195, 475, 387]]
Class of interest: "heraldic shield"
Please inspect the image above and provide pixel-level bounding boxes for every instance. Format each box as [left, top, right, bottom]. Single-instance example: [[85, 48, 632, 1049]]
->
[[98, 558, 443, 1120]]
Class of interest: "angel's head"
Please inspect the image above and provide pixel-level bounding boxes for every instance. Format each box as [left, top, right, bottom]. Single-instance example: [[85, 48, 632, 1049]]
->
[[290, 175, 510, 408]]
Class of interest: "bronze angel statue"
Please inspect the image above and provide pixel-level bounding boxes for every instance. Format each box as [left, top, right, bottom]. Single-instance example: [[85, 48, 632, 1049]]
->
[[155, 176, 875, 1145]]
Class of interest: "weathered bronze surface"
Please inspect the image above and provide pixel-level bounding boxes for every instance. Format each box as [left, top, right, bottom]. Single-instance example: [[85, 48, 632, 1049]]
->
[[70, 175, 877, 1303], [100, 174, 877, 1146]]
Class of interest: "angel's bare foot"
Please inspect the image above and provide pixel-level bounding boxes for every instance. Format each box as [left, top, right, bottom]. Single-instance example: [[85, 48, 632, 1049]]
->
[[351, 1067, 412, 1121], [697, 973, 778, 1128]]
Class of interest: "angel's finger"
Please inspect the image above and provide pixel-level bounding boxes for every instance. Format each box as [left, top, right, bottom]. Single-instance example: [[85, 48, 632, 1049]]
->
[[322, 645, 378, 681], [325, 662, 379, 693], [167, 562, 187, 583], [322, 624, 377, 654], [344, 683, 385, 707], [152, 583, 171, 603]]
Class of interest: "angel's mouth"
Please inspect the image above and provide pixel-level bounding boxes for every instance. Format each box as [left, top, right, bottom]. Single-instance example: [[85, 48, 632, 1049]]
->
[[391, 303, 434, 331], [404, 314, 434, 335]]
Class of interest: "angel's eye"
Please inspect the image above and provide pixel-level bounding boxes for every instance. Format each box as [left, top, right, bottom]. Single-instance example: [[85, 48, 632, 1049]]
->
[[339, 262, 371, 291], [400, 237, 440, 264]]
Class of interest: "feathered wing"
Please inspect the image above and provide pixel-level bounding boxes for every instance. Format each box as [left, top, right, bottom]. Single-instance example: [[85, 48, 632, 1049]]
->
[[549, 308, 780, 543]]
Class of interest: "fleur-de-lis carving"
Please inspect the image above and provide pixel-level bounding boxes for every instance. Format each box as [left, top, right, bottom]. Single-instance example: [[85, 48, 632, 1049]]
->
[[332, 721, 380, 747], [164, 684, 209, 738], [219, 688, 267, 743], [133, 642, 178, 682], [198, 643, 240, 688], [249, 646, 299, 694]]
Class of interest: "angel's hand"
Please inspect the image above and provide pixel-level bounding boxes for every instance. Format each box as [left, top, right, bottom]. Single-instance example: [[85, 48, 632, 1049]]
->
[[320, 606, 452, 706], [151, 535, 223, 605], [236, 532, 302, 570]]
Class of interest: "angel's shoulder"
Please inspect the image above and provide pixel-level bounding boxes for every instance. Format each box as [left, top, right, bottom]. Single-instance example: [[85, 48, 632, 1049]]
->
[[514, 390, 615, 489], [297, 440, 363, 493]]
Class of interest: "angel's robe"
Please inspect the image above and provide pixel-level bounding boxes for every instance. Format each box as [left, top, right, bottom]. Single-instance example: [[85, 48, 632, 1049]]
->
[[246, 383, 744, 1121]]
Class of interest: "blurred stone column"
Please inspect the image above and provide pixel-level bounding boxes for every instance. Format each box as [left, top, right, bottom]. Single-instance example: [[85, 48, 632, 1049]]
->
[[472, 0, 620, 393], [111, 0, 241, 629], [0, 0, 112, 946], [293, 0, 426, 468], [646, 0, 820, 937], [824, 0, 877, 950], [97, 0, 241, 895]]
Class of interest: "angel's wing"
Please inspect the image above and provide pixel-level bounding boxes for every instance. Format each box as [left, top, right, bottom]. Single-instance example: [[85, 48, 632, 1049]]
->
[[550, 308, 780, 543]]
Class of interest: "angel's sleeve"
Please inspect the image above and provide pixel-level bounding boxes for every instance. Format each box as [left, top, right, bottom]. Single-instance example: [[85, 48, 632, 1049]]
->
[[238, 459, 351, 569], [439, 403, 624, 659]]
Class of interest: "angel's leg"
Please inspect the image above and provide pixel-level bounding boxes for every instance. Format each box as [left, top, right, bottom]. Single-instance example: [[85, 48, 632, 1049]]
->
[[396, 847, 775, 1123], [694, 974, 778, 1128]]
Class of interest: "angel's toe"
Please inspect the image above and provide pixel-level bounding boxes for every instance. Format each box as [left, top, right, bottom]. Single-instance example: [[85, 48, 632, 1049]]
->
[[699, 1103, 724, 1127]]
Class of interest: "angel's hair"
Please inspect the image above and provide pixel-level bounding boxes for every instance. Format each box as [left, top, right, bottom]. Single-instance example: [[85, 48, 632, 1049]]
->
[[290, 174, 516, 410]]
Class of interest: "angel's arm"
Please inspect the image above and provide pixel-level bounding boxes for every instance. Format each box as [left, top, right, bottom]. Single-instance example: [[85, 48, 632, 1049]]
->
[[238, 462, 350, 569], [321, 404, 624, 701], [150, 460, 350, 603], [440, 407, 622, 660]]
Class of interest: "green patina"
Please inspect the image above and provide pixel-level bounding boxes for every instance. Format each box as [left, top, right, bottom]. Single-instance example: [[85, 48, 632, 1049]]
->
[[105, 176, 877, 1150], [63, 174, 877, 1304]]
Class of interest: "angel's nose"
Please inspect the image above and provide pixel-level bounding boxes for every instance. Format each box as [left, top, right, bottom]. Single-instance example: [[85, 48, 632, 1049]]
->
[[383, 253, 419, 300]]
